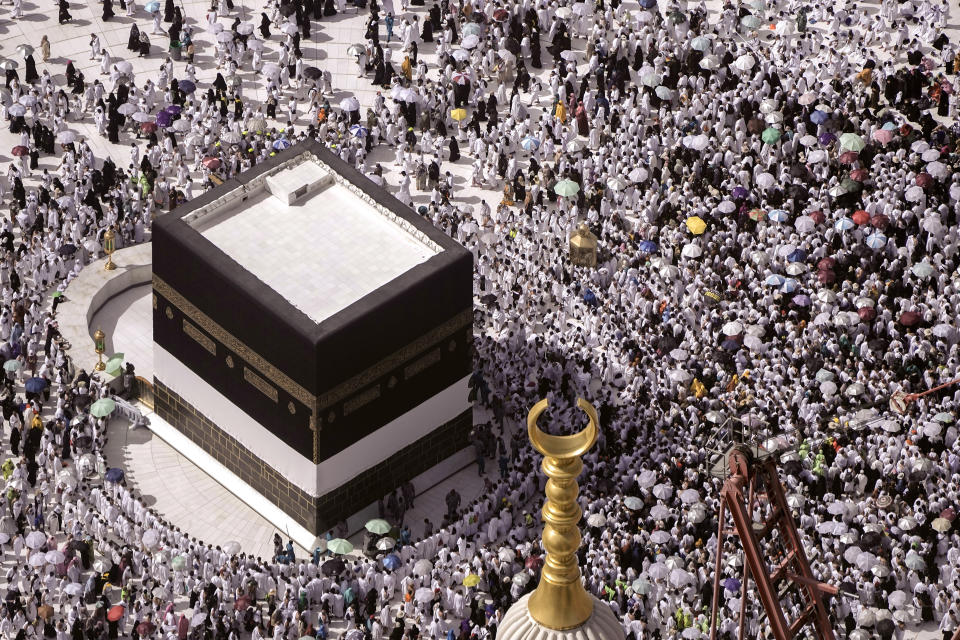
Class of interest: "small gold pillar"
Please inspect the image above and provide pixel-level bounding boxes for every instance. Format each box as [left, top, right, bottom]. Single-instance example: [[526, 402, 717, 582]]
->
[[93, 329, 106, 371], [103, 227, 116, 271], [526, 397, 599, 630], [569, 223, 598, 268]]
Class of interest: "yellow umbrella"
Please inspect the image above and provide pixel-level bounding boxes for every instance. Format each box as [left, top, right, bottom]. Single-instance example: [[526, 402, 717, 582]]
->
[[450, 108, 468, 122], [463, 574, 481, 587], [686, 216, 707, 235]]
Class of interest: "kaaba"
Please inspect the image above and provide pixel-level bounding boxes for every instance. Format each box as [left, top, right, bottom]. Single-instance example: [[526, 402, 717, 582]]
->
[[151, 140, 473, 540]]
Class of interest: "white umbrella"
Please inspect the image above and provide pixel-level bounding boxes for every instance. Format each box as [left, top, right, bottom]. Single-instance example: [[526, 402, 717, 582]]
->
[[669, 348, 689, 360], [756, 172, 775, 189], [652, 484, 673, 500], [669, 568, 694, 586], [413, 559, 433, 576], [586, 513, 607, 527], [649, 530, 672, 544], [798, 91, 817, 105], [45, 550, 65, 564], [414, 587, 434, 603], [897, 516, 917, 531], [722, 321, 743, 336], [339, 97, 360, 111], [843, 546, 862, 563], [142, 529, 160, 548], [679, 489, 699, 504], [115, 61, 133, 73], [798, 134, 818, 146], [827, 501, 846, 515], [732, 54, 755, 71], [25, 531, 47, 549], [905, 185, 924, 202], [498, 548, 516, 563], [261, 63, 281, 77], [461, 34, 480, 49], [668, 370, 691, 384], [56, 130, 78, 144], [794, 215, 815, 232], [64, 583, 83, 596], [637, 469, 657, 488], [888, 590, 908, 609], [28, 552, 46, 567], [647, 563, 669, 580], [93, 558, 112, 573], [927, 160, 948, 179], [222, 541, 241, 555], [650, 504, 671, 520], [629, 167, 648, 182]]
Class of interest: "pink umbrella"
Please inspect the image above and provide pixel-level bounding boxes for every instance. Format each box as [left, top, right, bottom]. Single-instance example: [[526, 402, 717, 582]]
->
[[872, 129, 893, 144]]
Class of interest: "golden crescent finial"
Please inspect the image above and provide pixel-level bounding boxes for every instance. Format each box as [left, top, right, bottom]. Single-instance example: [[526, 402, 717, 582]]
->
[[527, 398, 599, 460]]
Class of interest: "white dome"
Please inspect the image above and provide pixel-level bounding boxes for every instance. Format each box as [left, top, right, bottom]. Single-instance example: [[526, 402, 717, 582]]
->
[[498, 594, 626, 640]]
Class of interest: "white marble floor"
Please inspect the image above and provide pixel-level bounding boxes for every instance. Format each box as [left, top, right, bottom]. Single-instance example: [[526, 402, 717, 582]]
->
[[90, 283, 155, 379]]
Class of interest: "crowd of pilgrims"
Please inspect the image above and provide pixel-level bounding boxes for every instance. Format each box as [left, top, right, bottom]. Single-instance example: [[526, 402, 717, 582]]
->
[[0, 0, 958, 635]]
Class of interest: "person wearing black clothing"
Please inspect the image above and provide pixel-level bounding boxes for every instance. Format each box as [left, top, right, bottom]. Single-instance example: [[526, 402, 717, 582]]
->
[[128, 24, 141, 51], [5, 67, 19, 89], [163, 0, 174, 21], [24, 55, 38, 85], [259, 12, 271, 38], [448, 136, 459, 162], [102, 0, 114, 20], [59, 0, 72, 22], [323, 0, 335, 17]]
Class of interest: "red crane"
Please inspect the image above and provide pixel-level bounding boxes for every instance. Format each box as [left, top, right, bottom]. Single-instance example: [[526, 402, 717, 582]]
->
[[708, 445, 837, 640]]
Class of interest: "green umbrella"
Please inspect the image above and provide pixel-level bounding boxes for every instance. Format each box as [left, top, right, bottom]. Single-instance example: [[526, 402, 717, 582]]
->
[[171, 555, 187, 571], [761, 127, 781, 144], [840, 177, 862, 192], [3, 359, 20, 372], [104, 353, 125, 377], [51, 291, 63, 299], [839, 132, 865, 152], [326, 538, 353, 555], [554, 179, 580, 197], [740, 14, 762, 28], [365, 519, 392, 535], [90, 398, 117, 418]]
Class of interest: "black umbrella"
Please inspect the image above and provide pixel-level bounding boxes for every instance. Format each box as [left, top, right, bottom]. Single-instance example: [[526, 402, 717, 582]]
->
[[74, 435, 93, 451], [279, 3, 296, 15], [303, 66, 322, 80], [859, 531, 881, 548], [321, 558, 345, 576], [503, 37, 520, 55], [876, 619, 894, 636], [59, 244, 77, 256]]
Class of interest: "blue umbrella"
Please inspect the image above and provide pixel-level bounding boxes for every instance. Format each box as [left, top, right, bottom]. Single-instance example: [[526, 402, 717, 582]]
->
[[638, 0, 656, 7], [105, 468, 125, 483], [724, 577, 741, 592], [721, 339, 740, 351], [865, 233, 887, 249], [145, 0, 160, 11], [768, 209, 788, 222], [638, 240, 658, 253], [349, 124, 368, 138], [272, 138, 291, 151], [787, 248, 807, 263], [793, 294, 812, 307], [520, 136, 540, 151], [764, 274, 786, 287], [810, 110, 828, 125], [780, 278, 799, 293], [881, 121, 897, 131], [178, 79, 196, 94], [834, 217, 855, 231], [382, 554, 401, 570], [24, 377, 47, 394]]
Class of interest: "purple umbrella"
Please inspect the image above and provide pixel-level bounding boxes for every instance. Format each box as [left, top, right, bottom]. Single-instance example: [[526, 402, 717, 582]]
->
[[155, 111, 173, 127], [724, 577, 741, 592], [178, 79, 196, 93], [810, 110, 828, 125], [819, 132, 836, 145], [732, 186, 749, 199], [793, 294, 811, 306], [165, 104, 182, 115]]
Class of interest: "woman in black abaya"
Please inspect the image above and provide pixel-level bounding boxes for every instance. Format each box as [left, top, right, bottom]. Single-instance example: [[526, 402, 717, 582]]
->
[[128, 24, 141, 51], [259, 12, 271, 38], [163, 0, 174, 21], [102, 0, 114, 21], [24, 54, 38, 85]]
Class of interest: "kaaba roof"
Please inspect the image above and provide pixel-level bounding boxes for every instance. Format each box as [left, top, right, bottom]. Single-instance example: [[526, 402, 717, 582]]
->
[[176, 144, 443, 324]]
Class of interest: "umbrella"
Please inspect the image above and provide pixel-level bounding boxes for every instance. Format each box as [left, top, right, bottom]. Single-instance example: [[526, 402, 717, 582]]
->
[[11, 145, 28, 157], [461, 34, 480, 49], [761, 127, 781, 144], [631, 578, 652, 594], [327, 538, 353, 555], [145, 0, 160, 10], [647, 563, 669, 580], [93, 557, 112, 573], [732, 54, 755, 71], [28, 552, 47, 567], [512, 572, 531, 586], [638, 470, 657, 488], [104, 468, 124, 483], [690, 35, 711, 51], [686, 216, 706, 235], [463, 574, 481, 587], [90, 398, 116, 418], [236, 22, 255, 35], [554, 179, 579, 197], [136, 622, 156, 636], [365, 518, 391, 534], [724, 577, 741, 592], [623, 496, 643, 510], [413, 559, 433, 576], [586, 513, 607, 527], [142, 529, 160, 548], [25, 531, 47, 549], [171, 555, 187, 571], [462, 23, 482, 37], [203, 157, 221, 169], [652, 483, 673, 500], [178, 79, 196, 93], [679, 489, 699, 504], [415, 587, 435, 604], [669, 568, 694, 587], [321, 558, 346, 575], [839, 132, 865, 152], [0, 60, 18, 71], [649, 504, 671, 520], [272, 138, 291, 151], [3, 359, 20, 373], [654, 86, 672, 100], [649, 530, 672, 545], [339, 97, 360, 112], [520, 136, 540, 151], [498, 548, 516, 563], [382, 554, 401, 570], [56, 131, 77, 144], [450, 108, 468, 122], [64, 583, 83, 596]]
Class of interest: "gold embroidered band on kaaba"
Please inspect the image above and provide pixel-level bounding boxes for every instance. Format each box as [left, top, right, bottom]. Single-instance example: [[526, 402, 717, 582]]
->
[[153, 275, 473, 414]]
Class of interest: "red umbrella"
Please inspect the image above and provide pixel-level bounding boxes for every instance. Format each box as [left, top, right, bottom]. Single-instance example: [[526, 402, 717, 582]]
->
[[817, 257, 836, 270], [107, 605, 124, 622], [234, 596, 251, 611], [817, 269, 836, 284], [942, 507, 956, 521], [809, 210, 826, 224], [870, 214, 889, 229], [899, 124, 913, 136], [525, 555, 542, 570], [858, 307, 876, 321], [140, 122, 158, 133], [493, 8, 508, 20], [899, 311, 921, 327], [136, 621, 156, 636], [202, 156, 221, 169], [852, 210, 870, 225], [849, 169, 868, 181], [839, 151, 859, 164], [11, 145, 28, 156], [916, 173, 933, 187]]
